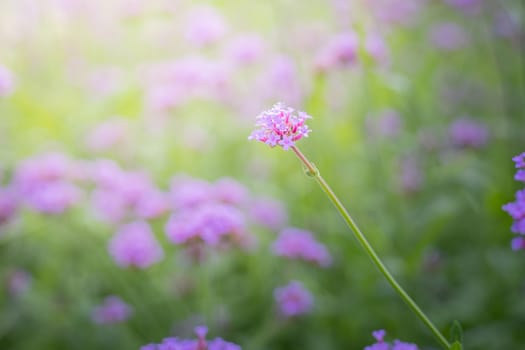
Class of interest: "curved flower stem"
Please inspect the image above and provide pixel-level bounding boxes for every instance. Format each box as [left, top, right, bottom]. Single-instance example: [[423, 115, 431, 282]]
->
[[290, 145, 451, 350]]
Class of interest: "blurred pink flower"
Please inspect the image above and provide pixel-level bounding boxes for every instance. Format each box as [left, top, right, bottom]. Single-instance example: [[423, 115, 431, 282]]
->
[[315, 32, 359, 71], [225, 34, 265, 65], [108, 221, 164, 268], [0, 64, 15, 97], [272, 227, 332, 267], [184, 6, 228, 47], [92, 295, 133, 324], [260, 56, 302, 107], [274, 280, 313, 317], [365, 32, 390, 65], [249, 197, 288, 230], [367, 0, 425, 27], [85, 117, 130, 152]]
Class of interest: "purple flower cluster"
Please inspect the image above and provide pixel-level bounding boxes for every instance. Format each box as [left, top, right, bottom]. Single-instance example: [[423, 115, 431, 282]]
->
[[248, 102, 311, 150], [12, 153, 82, 214], [108, 221, 164, 268], [272, 227, 332, 267], [364, 330, 419, 350], [141, 325, 241, 350], [274, 280, 314, 317], [5, 269, 32, 297], [90, 159, 168, 223], [503, 152, 525, 249], [91, 295, 133, 324]]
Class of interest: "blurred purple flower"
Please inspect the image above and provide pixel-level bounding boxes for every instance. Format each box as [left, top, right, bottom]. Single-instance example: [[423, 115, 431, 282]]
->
[[91, 295, 132, 324], [315, 32, 359, 71], [170, 176, 214, 210], [225, 34, 265, 65], [274, 280, 313, 317], [90, 162, 168, 222], [272, 227, 332, 267], [108, 221, 164, 268], [13, 153, 81, 214], [512, 152, 525, 169], [364, 330, 419, 350], [502, 189, 525, 235], [0, 64, 15, 97], [511, 236, 525, 251], [165, 203, 248, 247], [448, 118, 489, 149], [261, 56, 302, 107], [249, 102, 311, 150], [429, 22, 469, 51], [249, 197, 288, 230], [6, 269, 31, 297], [184, 6, 228, 47], [213, 177, 249, 205], [142, 325, 241, 350], [25, 181, 81, 214]]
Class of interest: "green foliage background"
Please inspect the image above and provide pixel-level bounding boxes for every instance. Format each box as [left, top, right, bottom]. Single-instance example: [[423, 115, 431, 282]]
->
[[0, 0, 524, 349]]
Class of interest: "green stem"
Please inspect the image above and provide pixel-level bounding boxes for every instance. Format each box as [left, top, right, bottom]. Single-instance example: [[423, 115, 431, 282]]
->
[[290, 145, 451, 350]]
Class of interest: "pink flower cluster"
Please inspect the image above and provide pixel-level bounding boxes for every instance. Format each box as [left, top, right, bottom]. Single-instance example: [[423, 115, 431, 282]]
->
[[503, 152, 525, 250], [272, 227, 332, 267], [274, 280, 314, 317], [91, 295, 133, 324], [141, 325, 241, 350], [364, 329, 419, 350], [249, 102, 311, 150]]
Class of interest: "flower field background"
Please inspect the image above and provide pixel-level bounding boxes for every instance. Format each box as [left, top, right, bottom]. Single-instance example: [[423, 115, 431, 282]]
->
[[0, 0, 524, 349]]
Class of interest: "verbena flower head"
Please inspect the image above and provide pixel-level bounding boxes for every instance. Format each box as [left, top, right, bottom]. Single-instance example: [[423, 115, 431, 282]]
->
[[513, 152, 525, 169], [165, 203, 248, 247], [91, 295, 132, 324], [364, 330, 419, 350], [274, 280, 314, 317], [249, 102, 311, 150], [141, 325, 241, 350], [272, 227, 332, 267]]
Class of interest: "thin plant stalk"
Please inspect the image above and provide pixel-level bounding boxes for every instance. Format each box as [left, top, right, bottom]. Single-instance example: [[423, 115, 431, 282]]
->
[[291, 145, 451, 350]]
